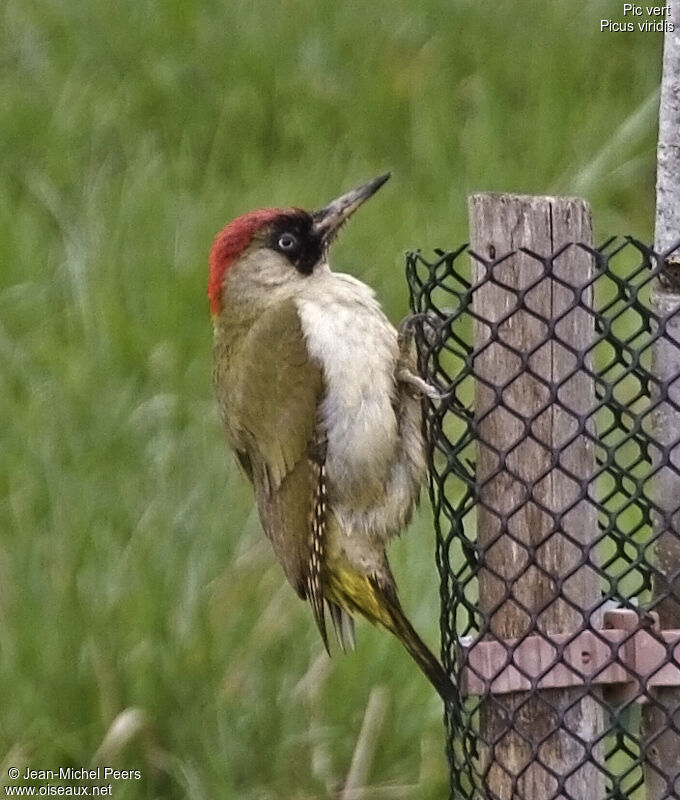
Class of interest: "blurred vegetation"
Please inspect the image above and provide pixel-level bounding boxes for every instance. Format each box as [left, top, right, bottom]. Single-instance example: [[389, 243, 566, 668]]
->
[[0, 0, 663, 797]]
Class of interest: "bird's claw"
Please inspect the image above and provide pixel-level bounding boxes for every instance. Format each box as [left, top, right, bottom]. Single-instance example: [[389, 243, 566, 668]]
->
[[396, 367, 447, 401]]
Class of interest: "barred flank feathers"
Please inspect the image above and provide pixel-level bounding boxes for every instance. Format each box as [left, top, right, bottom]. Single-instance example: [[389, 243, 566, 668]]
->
[[307, 460, 328, 652]]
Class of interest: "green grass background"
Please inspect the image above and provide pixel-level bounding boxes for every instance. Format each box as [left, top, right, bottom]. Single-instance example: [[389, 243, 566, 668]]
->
[[0, 0, 663, 797]]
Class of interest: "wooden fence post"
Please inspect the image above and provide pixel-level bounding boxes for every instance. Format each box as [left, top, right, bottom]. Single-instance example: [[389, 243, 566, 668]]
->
[[469, 194, 606, 800], [641, 1, 680, 795]]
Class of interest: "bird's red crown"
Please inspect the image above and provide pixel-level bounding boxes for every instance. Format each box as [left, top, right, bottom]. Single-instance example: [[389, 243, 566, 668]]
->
[[208, 207, 293, 315]]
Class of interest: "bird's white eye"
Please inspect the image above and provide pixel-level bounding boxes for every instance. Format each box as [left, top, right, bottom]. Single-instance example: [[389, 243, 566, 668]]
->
[[277, 233, 298, 251]]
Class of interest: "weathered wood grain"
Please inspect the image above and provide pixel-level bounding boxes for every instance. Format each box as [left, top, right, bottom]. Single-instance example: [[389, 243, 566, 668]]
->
[[469, 193, 604, 800]]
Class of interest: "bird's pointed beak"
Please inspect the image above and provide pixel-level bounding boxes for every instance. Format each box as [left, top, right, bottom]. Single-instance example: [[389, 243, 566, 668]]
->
[[312, 173, 391, 246]]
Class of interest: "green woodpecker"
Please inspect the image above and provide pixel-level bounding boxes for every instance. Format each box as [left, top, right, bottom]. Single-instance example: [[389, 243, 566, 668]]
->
[[208, 174, 456, 704]]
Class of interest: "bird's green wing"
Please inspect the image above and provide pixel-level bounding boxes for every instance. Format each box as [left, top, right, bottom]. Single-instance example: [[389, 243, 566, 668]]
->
[[225, 298, 328, 644]]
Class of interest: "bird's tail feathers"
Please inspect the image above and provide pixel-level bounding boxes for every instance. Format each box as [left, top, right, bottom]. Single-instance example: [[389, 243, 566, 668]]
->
[[328, 601, 356, 652], [383, 594, 459, 708], [324, 565, 459, 707]]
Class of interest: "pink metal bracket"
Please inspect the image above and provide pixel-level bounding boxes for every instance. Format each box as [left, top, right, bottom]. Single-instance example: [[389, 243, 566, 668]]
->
[[460, 609, 680, 702]]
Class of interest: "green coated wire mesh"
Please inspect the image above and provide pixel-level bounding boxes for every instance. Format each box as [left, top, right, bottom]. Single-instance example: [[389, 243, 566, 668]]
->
[[406, 238, 680, 800]]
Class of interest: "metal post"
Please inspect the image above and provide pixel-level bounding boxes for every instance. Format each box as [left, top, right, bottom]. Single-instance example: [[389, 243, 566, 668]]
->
[[469, 194, 606, 800]]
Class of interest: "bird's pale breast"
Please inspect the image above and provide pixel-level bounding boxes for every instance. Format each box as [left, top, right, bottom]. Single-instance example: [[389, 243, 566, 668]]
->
[[295, 272, 400, 511]]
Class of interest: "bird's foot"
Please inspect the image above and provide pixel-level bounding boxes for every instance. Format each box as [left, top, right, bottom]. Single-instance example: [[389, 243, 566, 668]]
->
[[396, 367, 446, 400], [396, 314, 446, 400], [397, 312, 434, 352]]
